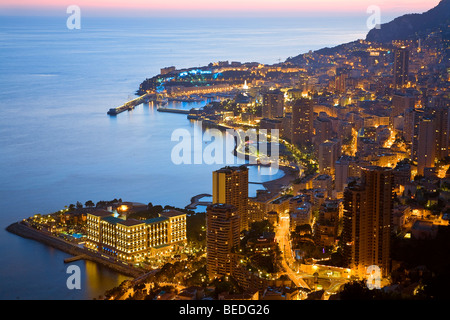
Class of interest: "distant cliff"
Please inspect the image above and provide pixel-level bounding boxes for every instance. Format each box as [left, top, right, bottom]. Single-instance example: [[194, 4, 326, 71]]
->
[[365, 0, 450, 43]]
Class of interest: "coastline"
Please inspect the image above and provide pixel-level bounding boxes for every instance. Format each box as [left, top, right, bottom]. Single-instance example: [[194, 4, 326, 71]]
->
[[5, 221, 143, 279], [4, 118, 298, 288], [258, 164, 299, 194]]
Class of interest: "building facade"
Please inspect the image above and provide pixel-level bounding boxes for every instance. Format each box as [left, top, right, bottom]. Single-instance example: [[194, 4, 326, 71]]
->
[[292, 98, 314, 149], [262, 89, 284, 119], [206, 203, 240, 280], [342, 166, 393, 278], [213, 165, 249, 232], [85, 209, 186, 262], [393, 46, 409, 88]]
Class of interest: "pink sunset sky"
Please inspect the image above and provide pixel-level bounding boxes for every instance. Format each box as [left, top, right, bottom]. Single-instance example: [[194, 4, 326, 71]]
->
[[0, 0, 441, 17]]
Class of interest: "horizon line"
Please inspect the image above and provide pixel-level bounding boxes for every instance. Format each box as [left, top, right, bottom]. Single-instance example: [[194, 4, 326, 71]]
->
[[0, 1, 439, 18]]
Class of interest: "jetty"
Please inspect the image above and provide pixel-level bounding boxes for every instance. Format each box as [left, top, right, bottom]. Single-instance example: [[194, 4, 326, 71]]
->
[[107, 92, 169, 116], [107, 93, 152, 115], [185, 193, 212, 210], [156, 107, 190, 114]]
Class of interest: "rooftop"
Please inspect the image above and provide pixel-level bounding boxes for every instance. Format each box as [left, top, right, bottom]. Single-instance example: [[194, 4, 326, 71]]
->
[[118, 219, 145, 227], [102, 216, 144, 227], [160, 209, 186, 218], [89, 209, 113, 218], [215, 165, 248, 173], [144, 216, 169, 225]]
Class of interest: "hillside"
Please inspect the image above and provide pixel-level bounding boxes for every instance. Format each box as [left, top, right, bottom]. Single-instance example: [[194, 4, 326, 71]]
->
[[286, 0, 449, 64], [366, 0, 450, 43]]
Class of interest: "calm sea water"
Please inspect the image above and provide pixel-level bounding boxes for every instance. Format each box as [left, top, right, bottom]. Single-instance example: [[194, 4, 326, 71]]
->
[[0, 15, 367, 299]]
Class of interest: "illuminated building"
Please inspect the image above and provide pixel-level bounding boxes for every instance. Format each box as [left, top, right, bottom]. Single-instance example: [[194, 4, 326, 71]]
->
[[315, 199, 343, 247], [407, 108, 424, 164], [314, 117, 333, 147], [160, 66, 176, 75], [290, 201, 312, 231], [335, 155, 359, 193], [262, 89, 284, 119], [334, 70, 348, 93], [391, 93, 416, 120], [416, 116, 436, 175], [342, 166, 393, 278], [393, 160, 412, 188], [259, 118, 283, 137], [428, 97, 450, 160], [159, 210, 188, 245], [393, 46, 409, 88], [85, 209, 186, 262], [268, 194, 293, 215], [206, 203, 240, 281], [213, 166, 249, 232], [312, 174, 333, 199], [281, 113, 292, 141], [292, 98, 313, 148], [248, 190, 275, 224], [318, 139, 341, 175]]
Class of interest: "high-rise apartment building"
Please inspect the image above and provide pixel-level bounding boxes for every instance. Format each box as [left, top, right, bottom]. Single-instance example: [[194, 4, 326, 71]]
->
[[212, 166, 249, 232], [334, 155, 360, 193], [342, 166, 393, 278], [393, 46, 409, 88], [416, 116, 436, 175], [206, 203, 240, 281], [391, 93, 416, 119], [428, 97, 450, 160], [314, 117, 333, 147], [334, 72, 348, 93], [409, 108, 425, 160], [318, 139, 341, 176], [292, 98, 313, 149], [262, 89, 284, 119]]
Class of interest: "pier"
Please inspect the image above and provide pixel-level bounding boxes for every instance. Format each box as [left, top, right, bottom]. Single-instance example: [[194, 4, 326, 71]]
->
[[107, 92, 168, 116], [156, 107, 190, 114], [107, 93, 152, 115]]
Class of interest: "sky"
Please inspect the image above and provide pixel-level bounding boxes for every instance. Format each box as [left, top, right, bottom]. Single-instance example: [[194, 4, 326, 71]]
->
[[0, 0, 441, 17]]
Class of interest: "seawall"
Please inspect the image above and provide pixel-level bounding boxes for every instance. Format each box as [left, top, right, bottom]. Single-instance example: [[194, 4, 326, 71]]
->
[[5, 222, 143, 278]]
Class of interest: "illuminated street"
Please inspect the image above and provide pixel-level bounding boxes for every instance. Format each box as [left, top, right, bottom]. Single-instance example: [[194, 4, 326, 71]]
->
[[275, 213, 310, 290]]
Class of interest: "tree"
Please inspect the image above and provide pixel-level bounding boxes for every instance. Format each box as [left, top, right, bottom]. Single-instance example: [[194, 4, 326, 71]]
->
[[339, 280, 403, 300], [295, 224, 312, 235], [339, 281, 379, 300], [85, 200, 95, 208], [76, 201, 83, 209]]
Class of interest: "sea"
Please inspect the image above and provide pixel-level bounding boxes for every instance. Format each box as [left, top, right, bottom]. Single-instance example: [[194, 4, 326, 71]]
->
[[0, 14, 367, 299]]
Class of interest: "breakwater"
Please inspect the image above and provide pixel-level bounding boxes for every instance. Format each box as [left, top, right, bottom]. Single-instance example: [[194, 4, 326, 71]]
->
[[6, 222, 143, 278], [107, 93, 152, 115]]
